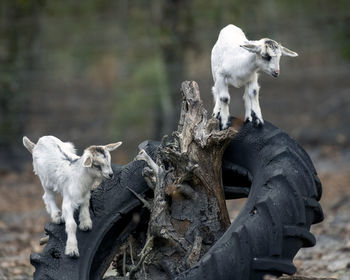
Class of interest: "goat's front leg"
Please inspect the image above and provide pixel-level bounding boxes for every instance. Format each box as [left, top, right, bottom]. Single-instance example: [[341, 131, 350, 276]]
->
[[62, 198, 79, 257], [79, 193, 92, 231], [250, 87, 264, 127], [212, 75, 231, 129], [244, 77, 263, 127], [243, 87, 252, 123]]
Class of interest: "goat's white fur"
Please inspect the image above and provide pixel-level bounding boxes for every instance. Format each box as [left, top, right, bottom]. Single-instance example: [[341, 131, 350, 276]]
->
[[23, 135, 122, 257], [211, 24, 298, 129]]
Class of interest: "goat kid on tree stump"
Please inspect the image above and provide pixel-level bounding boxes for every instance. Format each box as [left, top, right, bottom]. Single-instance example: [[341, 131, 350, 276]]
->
[[211, 24, 298, 129]]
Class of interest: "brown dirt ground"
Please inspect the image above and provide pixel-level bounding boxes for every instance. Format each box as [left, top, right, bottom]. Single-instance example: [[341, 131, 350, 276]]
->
[[0, 146, 349, 280]]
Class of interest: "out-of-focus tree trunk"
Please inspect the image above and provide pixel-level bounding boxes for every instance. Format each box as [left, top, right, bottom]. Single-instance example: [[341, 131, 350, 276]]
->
[[155, 0, 196, 139], [0, 0, 43, 170]]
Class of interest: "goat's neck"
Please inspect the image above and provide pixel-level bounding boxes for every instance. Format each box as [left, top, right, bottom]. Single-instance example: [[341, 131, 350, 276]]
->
[[245, 52, 260, 74], [233, 53, 259, 86], [73, 158, 96, 193]]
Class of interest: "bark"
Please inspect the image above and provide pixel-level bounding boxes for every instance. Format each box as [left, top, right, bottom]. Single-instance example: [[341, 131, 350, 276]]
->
[[133, 81, 237, 279]]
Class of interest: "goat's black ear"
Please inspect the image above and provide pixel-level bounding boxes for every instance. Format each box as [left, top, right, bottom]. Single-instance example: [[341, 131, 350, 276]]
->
[[105, 142, 122, 152], [83, 156, 92, 167]]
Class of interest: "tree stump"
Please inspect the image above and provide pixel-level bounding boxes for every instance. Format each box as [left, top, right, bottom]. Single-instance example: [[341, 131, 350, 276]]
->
[[132, 81, 237, 279]]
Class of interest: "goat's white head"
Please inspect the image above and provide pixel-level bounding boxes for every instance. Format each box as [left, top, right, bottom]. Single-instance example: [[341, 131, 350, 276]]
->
[[240, 38, 298, 78], [82, 142, 122, 180]]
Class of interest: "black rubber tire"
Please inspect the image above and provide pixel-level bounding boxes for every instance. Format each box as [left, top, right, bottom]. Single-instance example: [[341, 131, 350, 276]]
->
[[30, 120, 323, 280], [176, 120, 323, 280]]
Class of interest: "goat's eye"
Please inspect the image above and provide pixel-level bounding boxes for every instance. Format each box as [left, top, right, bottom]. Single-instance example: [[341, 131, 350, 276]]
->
[[262, 54, 271, 61], [92, 163, 102, 171]]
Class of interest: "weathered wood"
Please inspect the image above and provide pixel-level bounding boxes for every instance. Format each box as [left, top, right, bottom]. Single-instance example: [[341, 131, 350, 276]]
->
[[133, 81, 237, 279]]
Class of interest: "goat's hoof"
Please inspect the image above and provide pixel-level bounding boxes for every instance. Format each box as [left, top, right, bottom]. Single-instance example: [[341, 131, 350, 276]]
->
[[244, 113, 252, 123], [220, 120, 231, 130], [65, 247, 79, 258], [220, 124, 227, 130], [220, 118, 232, 130], [252, 116, 264, 128], [212, 111, 220, 119], [52, 213, 64, 224], [253, 119, 264, 128], [52, 218, 64, 224], [251, 111, 264, 128], [79, 221, 92, 231]]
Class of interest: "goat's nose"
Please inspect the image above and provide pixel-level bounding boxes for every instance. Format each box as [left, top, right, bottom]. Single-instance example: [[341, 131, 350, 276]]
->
[[109, 173, 114, 179], [273, 70, 280, 77]]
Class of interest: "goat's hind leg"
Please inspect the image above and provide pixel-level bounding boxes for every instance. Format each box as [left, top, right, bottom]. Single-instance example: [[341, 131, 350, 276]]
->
[[213, 75, 231, 129], [42, 189, 63, 224]]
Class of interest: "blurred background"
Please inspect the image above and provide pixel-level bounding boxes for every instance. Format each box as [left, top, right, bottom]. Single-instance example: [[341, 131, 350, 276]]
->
[[0, 0, 349, 279]]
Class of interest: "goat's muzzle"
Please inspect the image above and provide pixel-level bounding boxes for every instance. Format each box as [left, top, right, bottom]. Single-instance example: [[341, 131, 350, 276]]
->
[[272, 70, 280, 77]]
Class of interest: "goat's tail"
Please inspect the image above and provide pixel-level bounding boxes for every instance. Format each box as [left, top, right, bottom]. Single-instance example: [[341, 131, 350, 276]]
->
[[23, 136, 36, 154]]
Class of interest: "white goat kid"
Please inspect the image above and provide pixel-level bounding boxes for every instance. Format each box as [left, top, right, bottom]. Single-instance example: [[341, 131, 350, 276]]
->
[[211, 24, 298, 129], [23, 135, 122, 257]]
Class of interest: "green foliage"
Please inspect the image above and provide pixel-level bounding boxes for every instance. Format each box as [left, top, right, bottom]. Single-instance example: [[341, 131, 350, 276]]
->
[[110, 56, 168, 141]]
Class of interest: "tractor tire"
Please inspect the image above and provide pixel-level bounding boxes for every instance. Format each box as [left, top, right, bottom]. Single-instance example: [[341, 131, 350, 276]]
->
[[30, 120, 323, 280]]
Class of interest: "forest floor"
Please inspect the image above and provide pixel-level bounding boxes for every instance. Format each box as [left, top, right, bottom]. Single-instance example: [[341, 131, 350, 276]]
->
[[0, 145, 349, 280]]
